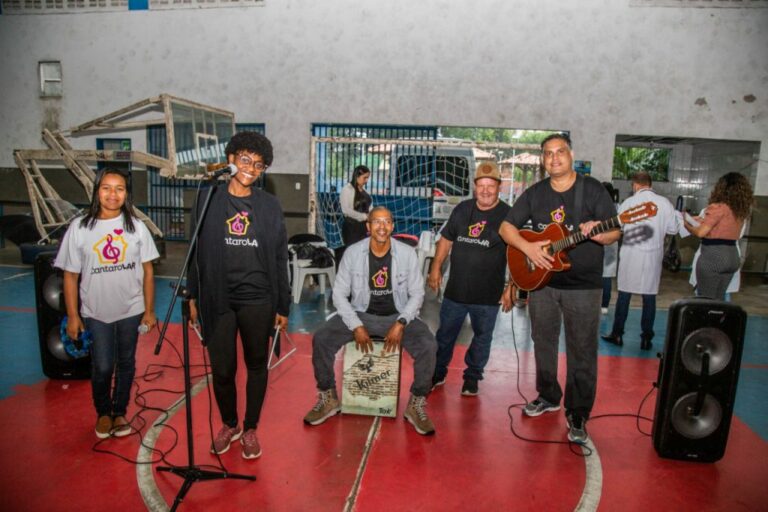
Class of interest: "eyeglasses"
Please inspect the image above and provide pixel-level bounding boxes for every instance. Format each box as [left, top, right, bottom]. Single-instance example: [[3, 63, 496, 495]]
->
[[369, 218, 393, 226], [237, 154, 268, 171]]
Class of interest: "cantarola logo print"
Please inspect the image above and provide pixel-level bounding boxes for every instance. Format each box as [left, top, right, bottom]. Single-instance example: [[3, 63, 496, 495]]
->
[[372, 267, 388, 288], [92, 229, 127, 265], [227, 211, 250, 236], [468, 221, 486, 238]]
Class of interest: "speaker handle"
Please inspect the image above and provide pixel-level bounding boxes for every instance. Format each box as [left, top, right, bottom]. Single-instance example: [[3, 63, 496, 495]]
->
[[692, 352, 710, 417]]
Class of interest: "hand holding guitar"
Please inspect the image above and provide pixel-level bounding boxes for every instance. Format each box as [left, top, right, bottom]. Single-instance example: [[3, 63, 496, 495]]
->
[[580, 220, 615, 245], [523, 238, 554, 270], [507, 201, 658, 292]]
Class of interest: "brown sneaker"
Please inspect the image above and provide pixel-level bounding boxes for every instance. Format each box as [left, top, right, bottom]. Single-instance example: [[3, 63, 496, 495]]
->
[[112, 416, 131, 437], [211, 425, 242, 454], [241, 429, 262, 459], [303, 389, 341, 426], [404, 395, 435, 435], [95, 415, 112, 439]]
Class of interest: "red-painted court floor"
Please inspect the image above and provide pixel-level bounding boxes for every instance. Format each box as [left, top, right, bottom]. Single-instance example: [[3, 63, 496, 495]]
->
[[1, 266, 767, 511], [1, 329, 767, 511]]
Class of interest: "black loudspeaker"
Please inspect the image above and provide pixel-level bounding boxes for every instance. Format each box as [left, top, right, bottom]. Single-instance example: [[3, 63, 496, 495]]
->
[[34, 252, 91, 379], [652, 298, 747, 462]]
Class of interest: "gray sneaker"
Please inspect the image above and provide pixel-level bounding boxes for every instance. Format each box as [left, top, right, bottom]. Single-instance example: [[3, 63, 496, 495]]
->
[[404, 395, 435, 435], [523, 397, 561, 417], [567, 414, 589, 444], [303, 389, 341, 426]]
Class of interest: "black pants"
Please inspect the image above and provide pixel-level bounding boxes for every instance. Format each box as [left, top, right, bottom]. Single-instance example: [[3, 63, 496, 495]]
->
[[207, 303, 273, 430], [342, 217, 368, 245]]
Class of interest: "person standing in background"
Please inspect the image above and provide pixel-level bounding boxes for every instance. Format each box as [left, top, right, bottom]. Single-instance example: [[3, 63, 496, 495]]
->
[[601, 172, 682, 350], [340, 165, 373, 245], [55, 168, 159, 439], [684, 172, 754, 301]]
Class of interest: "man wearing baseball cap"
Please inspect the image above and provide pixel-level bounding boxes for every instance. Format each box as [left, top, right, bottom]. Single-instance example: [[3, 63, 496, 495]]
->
[[427, 161, 514, 396]]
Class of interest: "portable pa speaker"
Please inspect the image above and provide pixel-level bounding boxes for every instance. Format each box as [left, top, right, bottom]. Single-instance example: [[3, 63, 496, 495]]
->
[[34, 252, 91, 379], [652, 298, 747, 462]]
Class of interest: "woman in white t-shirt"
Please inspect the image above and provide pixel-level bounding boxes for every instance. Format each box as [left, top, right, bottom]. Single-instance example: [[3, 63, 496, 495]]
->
[[55, 168, 159, 439]]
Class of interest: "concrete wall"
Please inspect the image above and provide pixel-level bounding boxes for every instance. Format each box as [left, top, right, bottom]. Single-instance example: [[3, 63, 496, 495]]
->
[[1, 0, 766, 191]]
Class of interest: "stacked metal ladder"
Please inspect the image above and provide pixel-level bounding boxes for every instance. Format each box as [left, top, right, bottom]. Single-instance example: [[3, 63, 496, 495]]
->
[[14, 129, 163, 242]]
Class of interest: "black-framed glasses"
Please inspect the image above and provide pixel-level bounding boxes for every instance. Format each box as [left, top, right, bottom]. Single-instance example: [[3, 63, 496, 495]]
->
[[237, 154, 268, 171]]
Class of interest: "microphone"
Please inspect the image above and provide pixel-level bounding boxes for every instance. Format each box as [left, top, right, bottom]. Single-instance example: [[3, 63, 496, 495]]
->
[[205, 162, 238, 179]]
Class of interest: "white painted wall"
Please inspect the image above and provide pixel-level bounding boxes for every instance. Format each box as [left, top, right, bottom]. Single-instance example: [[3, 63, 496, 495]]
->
[[1, 0, 766, 191]]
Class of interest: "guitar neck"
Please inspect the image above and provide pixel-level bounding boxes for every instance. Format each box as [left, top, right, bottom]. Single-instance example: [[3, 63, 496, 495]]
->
[[552, 216, 621, 252]]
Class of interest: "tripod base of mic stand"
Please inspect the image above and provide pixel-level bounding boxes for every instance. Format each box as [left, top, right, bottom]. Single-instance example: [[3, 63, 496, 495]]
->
[[157, 464, 255, 511]]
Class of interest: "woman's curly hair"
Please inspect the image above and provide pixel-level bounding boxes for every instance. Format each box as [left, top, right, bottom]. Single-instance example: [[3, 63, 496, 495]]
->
[[709, 172, 754, 220], [224, 131, 273, 167]]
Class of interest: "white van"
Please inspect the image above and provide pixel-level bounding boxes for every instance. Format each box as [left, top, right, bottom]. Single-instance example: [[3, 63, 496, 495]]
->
[[377, 143, 476, 227]]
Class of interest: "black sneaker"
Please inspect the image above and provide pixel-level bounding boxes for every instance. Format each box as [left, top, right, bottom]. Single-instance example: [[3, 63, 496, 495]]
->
[[431, 375, 446, 391], [566, 414, 589, 444], [461, 379, 479, 396], [523, 397, 560, 417]]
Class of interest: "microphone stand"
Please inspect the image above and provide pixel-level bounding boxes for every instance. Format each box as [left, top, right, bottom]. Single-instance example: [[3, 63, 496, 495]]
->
[[154, 181, 254, 511]]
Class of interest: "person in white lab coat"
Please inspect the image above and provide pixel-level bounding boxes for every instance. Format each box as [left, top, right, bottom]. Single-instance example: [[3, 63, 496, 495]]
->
[[601, 172, 683, 350]]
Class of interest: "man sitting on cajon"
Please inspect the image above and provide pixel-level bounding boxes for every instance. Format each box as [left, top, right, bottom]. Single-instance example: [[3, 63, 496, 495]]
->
[[303, 206, 437, 435]]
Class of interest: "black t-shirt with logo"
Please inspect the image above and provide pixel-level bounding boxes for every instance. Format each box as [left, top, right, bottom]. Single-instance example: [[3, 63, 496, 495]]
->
[[441, 199, 511, 305], [366, 249, 398, 316], [505, 175, 616, 289], [223, 193, 271, 304]]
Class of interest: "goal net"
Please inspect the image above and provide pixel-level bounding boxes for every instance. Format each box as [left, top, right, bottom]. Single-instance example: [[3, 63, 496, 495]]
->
[[309, 135, 543, 248]]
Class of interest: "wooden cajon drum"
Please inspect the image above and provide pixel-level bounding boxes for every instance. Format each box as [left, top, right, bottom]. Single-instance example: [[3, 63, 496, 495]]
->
[[341, 339, 401, 417]]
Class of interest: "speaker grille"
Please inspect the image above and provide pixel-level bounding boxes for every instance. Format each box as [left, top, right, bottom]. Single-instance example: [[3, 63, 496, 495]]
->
[[670, 393, 723, 440], [681, 327, 732, 376]]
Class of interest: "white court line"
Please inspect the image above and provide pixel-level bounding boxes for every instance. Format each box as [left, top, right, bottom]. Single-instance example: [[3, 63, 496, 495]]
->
[[343, 416, 382, 512], [0, 271, 32, 282], [136, 376, 211, 512], [574, 438, 603, 512]]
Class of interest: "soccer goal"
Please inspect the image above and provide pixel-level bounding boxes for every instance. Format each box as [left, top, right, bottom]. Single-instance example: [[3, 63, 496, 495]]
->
[[309, 135, 543, 248]]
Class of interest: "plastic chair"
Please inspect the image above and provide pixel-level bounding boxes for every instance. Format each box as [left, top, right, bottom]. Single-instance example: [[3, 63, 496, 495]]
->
[[287, 233, 336, 304], [416, 230, 436, 278]]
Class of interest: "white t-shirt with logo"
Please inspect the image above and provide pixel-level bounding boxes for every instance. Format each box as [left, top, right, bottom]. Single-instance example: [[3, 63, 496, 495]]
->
[[54, 215, 159, 323]]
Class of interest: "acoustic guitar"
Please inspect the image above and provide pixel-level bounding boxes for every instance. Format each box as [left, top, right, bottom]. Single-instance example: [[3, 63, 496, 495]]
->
[[507, 202, 658, 291]]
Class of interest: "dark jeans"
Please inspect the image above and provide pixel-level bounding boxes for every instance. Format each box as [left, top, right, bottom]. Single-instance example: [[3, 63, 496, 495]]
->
[[601, 277, 612, 308], [611, 291, 656, 340], [312, 312, 436, 396], [207, 303, 273, 430], [85, 313, 142, 418], [434, 297, 500, 382], [528, 287, 601, 419]]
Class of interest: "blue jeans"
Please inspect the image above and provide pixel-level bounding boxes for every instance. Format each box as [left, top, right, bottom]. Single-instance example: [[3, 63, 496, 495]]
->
[[85, 313, 142, 418], [434, 297, 500, 382], [611, 291, 656, 340], [601, 277, 612, 308]]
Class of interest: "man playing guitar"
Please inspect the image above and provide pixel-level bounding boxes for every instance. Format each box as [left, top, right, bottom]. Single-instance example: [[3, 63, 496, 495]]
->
[[499, 133, 621, 444]]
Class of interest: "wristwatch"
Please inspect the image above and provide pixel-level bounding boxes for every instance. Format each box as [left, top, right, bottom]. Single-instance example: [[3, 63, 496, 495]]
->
[[397, 317, 408, 326]]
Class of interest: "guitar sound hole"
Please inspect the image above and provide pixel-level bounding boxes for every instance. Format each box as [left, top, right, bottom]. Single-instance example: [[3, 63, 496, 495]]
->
[[526, 257, 535, 272]]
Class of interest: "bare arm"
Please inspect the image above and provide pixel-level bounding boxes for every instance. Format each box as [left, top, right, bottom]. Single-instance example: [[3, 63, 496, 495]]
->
[[427, 237, 452, 292], [140, 261, 157, 332], [580, 221, 621, 245], [63, 271, 83, 340], [499, 220, 554, 270], [684, 219, 712, 238]]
